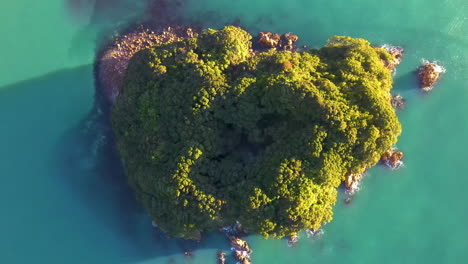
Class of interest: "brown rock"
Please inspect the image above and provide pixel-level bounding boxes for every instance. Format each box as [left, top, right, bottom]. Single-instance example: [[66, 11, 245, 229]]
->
[[418, 62, 442, 91], [258, 32, 281, 48], [391, 94, 405, 109], [378, 46, 404, 71], [344, 171, 364, 194], [381, 149, 404, 169], [381, 150, 393, 163], [389, 151, 404, 167], [282, 33, 299, 50]]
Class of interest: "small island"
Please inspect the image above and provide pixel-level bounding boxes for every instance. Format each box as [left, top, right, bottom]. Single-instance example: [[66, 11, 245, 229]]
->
[[108, 26, 402, 240]]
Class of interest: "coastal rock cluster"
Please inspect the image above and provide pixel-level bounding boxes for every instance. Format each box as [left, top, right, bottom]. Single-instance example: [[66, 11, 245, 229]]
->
[[381, 149, 404, 169], [257, 31, 299, 50], [341, 46, 406, 195], [230, 237, 252, 264], [220, 224, 252, 264], [96, 26, 196, 104]]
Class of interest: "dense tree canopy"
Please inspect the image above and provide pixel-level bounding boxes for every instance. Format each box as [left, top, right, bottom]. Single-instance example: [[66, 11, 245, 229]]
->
[[112, 26, 401, 239]]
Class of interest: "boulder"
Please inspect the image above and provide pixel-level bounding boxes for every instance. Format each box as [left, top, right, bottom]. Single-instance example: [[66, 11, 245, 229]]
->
[[282, 33, 299, 50], [258, 32, 281, 48], [418, 61, 444, 91], [381, 149, 404, 169], [344, 171, 364, 194]]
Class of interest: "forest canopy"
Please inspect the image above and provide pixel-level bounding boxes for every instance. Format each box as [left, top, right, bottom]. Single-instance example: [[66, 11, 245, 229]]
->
[[111, 26, 401, 239]]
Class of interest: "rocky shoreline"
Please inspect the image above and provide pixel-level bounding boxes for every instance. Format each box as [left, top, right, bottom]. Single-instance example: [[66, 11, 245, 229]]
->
[[380, 45, 404, 71], [220, 224, 252, 264], [95, 26, 197, 106], [257, 31, 299, 50], [381, 149, 404, 169]]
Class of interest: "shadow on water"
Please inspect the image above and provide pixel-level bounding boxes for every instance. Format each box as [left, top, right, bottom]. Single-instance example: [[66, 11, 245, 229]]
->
[[392, 70, 419, 93], [0, 65, 230, 263], [54, 78, 231, 261]]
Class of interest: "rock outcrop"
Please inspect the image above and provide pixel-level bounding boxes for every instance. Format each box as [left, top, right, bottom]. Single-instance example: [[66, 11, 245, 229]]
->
[[344, 172, 364, 194], [257, 31, 299, 50], [230, 236, 252, 264], [418, 61, 444, 91], [381, 149, 404, 169], [258, 32, 281, 49]]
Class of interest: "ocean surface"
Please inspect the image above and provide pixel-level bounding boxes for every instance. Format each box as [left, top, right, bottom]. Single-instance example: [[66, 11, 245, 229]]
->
[[1, 0, 467, 263]]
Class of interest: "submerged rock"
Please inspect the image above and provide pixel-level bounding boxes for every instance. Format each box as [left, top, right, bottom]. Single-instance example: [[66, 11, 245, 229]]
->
[[418, 60, 445, 91], [306, 228, 323, 238], [391, 94, 406, 109], [381, 149, 404, 169], [282, 33, 299, 50], [287, 234, 299, 247]]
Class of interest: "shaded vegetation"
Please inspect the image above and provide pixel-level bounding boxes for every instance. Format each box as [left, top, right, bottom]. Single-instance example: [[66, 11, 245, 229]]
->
[[112, 26, 401, 239]]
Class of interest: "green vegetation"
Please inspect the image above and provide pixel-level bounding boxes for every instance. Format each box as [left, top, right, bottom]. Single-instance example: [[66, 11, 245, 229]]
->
[[112, 26, 401, 239]]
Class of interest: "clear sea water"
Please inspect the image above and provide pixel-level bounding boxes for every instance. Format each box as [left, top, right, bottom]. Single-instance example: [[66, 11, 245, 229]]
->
[[1, 0, 467, 263]]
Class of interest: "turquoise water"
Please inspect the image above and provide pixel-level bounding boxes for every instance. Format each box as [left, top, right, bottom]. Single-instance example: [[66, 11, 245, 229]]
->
[[1, 0, 467, 263]]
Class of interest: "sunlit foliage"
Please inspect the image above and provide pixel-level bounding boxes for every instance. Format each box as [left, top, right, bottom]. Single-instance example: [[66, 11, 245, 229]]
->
[[112, 26, 401, 239]]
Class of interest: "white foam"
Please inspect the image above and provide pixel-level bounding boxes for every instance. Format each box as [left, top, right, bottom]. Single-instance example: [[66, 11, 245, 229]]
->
[[421, 59, 446, 73], [381, 44, 404, 54]]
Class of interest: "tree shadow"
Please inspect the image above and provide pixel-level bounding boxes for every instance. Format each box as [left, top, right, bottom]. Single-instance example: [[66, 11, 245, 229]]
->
[[55, 75, 232, 262], [392, 70, 419, 93], [0, 65, 231, 263]]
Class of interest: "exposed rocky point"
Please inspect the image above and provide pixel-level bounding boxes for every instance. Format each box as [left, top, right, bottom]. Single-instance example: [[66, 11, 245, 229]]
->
[[344, 171, 364, 194], [380, 45, 404, 71], [257, 31, 299, 50], [230, 236, 252, 264], [258, 31, 281, 49], [381, 149, 404, 169]]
